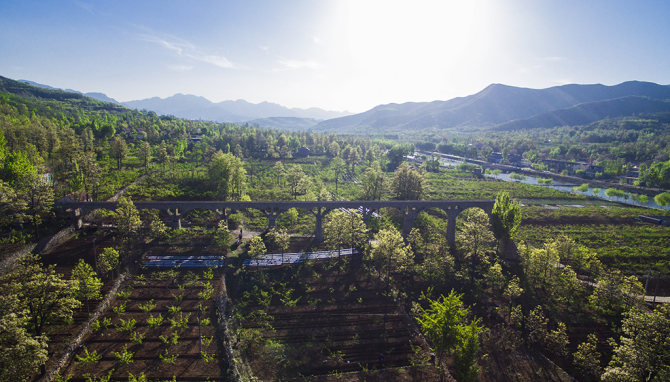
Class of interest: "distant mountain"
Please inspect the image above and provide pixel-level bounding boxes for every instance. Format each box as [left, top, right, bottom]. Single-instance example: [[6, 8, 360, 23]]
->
[[247, 117, 321, 131], [122, 95, 350, 123], [315, 81, 670, 134], [496, 96, 670, 130]]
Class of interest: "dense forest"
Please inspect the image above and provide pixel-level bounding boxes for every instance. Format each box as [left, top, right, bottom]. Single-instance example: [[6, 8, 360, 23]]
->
[[1, 78, 669, 381]]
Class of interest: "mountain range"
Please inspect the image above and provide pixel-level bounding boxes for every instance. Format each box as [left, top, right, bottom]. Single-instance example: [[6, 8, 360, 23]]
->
[[16, 79, 349, 123], [9, 77, 670, 134], [314, 81, 670, 133]]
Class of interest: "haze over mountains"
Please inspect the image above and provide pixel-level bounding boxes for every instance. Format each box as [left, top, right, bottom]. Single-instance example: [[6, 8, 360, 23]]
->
[[11, 77, 670, 135], [314, 81, 670, 134], [17, 79, 350, 124]]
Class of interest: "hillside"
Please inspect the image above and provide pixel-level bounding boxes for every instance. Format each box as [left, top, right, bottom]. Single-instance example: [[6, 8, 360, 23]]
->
[[315, 81, 670, 134]]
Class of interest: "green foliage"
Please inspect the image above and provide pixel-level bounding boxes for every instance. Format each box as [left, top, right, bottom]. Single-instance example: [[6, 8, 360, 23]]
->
[[369, 226, 413, 277], [130, 330, 145, 345], [605, 188, 625, 197], [72, 259, 103, 302], [247, 235, 267, 258], [114, 196, 142, 241], [137, 299, 156, 313], [573, 333, 602, 380], [76, 346, 101, 365], [207, 150, 247, 200], [654, 192, 670, 206], [490, 192, 522, 251], [114, 344, 134, 365], [391, 162, 424, 199], [0, 295, 49, 382], [146, 313, 164, 329], [97, 247, 119, 276], [0, 254, 80, 337], [323, 209, 368, 251], [415, 290, 482, 380], [116, 318, 136, 332], [602, 304, 670, 381]]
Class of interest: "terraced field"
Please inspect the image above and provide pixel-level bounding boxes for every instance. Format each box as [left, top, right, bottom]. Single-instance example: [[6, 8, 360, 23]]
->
[[63, 270, 228, 381], [228, 256, 441, 381]]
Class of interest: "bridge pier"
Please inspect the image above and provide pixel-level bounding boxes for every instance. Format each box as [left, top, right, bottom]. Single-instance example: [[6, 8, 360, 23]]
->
[[447, 212, 457, 250], [314, 208, 325, 244], [402, 207, 418, 238]]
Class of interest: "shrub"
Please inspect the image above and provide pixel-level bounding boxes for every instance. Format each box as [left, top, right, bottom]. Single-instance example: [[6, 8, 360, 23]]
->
[[112, 302, 126, 315], [130, 331, 145, 344], [76, 347, 101, 365], [147, 313, 164, 328], [137, 299, 156, 313], [114, 345, 134, 365], [116, 318, 136, 332], [159, 349, 178, 364]]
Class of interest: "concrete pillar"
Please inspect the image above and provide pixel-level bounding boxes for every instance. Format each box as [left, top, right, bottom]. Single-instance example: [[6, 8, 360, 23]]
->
[[447, 212, 457, 249], [314, 210, 324, 244], [267, 211, 277, 229], [174, 208, 181, 229], [402, 207, 417, 238]]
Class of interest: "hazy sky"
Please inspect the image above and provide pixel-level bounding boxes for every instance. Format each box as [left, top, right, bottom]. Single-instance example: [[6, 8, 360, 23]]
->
[[1, 0, 669, 112]]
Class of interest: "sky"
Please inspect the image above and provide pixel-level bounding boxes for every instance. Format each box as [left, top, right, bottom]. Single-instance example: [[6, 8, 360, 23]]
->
[[1, 0, 670, 113]]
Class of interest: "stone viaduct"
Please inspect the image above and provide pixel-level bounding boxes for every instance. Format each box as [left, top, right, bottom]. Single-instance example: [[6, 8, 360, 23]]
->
[[56, 200, 494, 247]]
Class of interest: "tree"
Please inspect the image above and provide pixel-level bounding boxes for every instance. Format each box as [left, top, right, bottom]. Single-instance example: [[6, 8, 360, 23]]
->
[[138, 141, 151, 169], [114, 197, 142, 242], [214, 220, 233, 250], [602, 305, 670, 381], [248, 236, 267, 258], [360, 162, 386, 200], [21, 172, 54, 239], [327, 141, 340, 157], [490, 192, 522, 254], [588, 269, 644, 317], [208, 151, 247, 200], [370, 227, 413, 277], [329, 157, 346, 198], [266, 228, 290, 254], [386, 143, 413, 170], [0, 295, 48, 382], [97, 247, 120, 277], [573, 333, 602, 381], [0, 254, 80, 337], [72, 259, 103, 313], [391, 162, 424, 200], [285, 165, 310, 200], [415, 290, 482, 381], [323, 209, 368, 252], [109, 136, 128, 170], [456, 208, 495, 274]]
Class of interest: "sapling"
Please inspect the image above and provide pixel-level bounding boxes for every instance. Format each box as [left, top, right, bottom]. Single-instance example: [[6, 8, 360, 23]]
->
[[147, 313, 164, 328], [201, 335, 214, 347], [138, 299, 156, 313], [159, 349, 178, 364], [116, 318, 136, 332], [112, 302, 127, 315], [200, 350, 215, 362], [114, 345, 134, 365], [130, 330, 145, 344], [76, 346, 101, 365]]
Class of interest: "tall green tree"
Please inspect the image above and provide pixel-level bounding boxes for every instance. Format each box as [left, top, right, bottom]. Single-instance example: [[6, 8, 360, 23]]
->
[[323, 209, 368, 252], [490, 192, 522, 254], [391, 162, 424, 200], [248, 236, 267, 258], [0, 254, 81, 337], [207, 151, 247, 200], [369, 227, 413, 278], [329, 157, 346, 198], [415, 290, 482, 381], [109, 136, 128, 170], [71, 259, 103, 313], [114, 196, 142, 242], [360, 162, 386, 200]]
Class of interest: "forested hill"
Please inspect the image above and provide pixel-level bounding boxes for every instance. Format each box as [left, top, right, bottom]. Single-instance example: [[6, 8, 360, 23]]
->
[[0, 75, 128, 116], [314, 81, 670, 134]]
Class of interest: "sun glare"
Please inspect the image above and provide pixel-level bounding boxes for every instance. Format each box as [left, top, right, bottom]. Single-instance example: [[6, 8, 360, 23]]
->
[[333, 0, 498, 105]]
